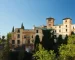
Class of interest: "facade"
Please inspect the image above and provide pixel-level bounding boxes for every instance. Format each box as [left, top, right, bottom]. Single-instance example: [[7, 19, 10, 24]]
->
[[46, 17, 75, 36], [10, 17, 75, 51]]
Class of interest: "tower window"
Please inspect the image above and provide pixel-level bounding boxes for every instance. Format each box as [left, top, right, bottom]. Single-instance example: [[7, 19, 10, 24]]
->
[[66, 25, 67, 27], [66, 29, 67, 32], [65, 20, 67, 22], [59, 30, 61, 32], [49, 24, 51, 26]]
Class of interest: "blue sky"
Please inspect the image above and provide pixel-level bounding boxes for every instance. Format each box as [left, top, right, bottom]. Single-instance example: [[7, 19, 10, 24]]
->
[[0, 0, 75, 36]]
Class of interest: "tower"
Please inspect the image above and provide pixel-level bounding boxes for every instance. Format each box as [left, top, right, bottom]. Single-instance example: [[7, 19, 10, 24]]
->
[[63, 18, 72, 35], [46, 17, 55, 29]]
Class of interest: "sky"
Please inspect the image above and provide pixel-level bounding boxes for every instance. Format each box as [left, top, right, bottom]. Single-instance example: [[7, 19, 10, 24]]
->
[[0, 0, 75, 36]]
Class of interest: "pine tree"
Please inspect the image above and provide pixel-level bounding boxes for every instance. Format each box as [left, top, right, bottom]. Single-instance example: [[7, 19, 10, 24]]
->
[[21, 23, 24, 29], [12, 26, 14, 32]]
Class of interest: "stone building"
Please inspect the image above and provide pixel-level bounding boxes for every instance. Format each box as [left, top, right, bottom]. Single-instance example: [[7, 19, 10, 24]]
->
[[9, 17, 75, 51]]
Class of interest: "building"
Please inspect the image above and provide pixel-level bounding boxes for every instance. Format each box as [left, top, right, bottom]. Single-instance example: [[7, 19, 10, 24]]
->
[[46, 17, 75, 36], [9, 17, 75, 51]]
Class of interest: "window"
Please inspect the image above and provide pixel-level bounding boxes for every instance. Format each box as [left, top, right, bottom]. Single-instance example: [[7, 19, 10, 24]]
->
[[17, 34, 20, 38], [49, 24, 51, 26], [36, 30, 38, 33], [32, 35, 33, 38], [73, 27, 74, 29], [24, 35, 26, 38], [17, 29, 20, 33], [17, 40, 20, 44], [66, 29, 67, 32], [65, 20, 67, 22], [12, 40, 15, 44], [59, 30, 61, 32], [59, 26, 61, 28], [66, 25, 67, 27]]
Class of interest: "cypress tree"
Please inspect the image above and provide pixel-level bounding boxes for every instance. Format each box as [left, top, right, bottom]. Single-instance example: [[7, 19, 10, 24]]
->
[[21, 23, 24, 29], [12, 26, 14, 32], [34, 35, 40, 51], [63, 35, 68, 44], [57, 34, 63, 46]]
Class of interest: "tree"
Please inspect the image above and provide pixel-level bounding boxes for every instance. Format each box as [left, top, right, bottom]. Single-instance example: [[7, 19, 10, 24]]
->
[[18, 50, 25, 60], [0, 33, 11, 60], [12, 26, 14, 32], [33, 44, 56, 60], [21, 23, 24, 29], [63, 35, 68, 44], [42, 29, 54, 50], [57, 35, 63, 46], [7, 33, 11, 51], [34, 35, 40, 51], [2, 36, 5, 40], [58, 35, 75, 60]]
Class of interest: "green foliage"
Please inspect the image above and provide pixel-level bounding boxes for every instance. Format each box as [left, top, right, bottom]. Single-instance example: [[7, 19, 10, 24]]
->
[[67, 35, 75, 44], [0, 40, 2, 44], [0, 33, 12, 60], [58, 35, 75, 60], [33, 44, 56, 60], [7, 32, 11, 40], [21, 23, 24, 29]]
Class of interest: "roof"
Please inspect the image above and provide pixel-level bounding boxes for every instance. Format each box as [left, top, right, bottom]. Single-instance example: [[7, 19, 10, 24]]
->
[[46, 17, 55, 20], [35, 27, 42, 29], [63, 18, 72, 20]]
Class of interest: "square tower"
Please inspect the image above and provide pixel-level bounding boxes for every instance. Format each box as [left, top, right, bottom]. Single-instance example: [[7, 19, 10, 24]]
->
[[62, 18, 72, 35], [46, 17, 55, 29]]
